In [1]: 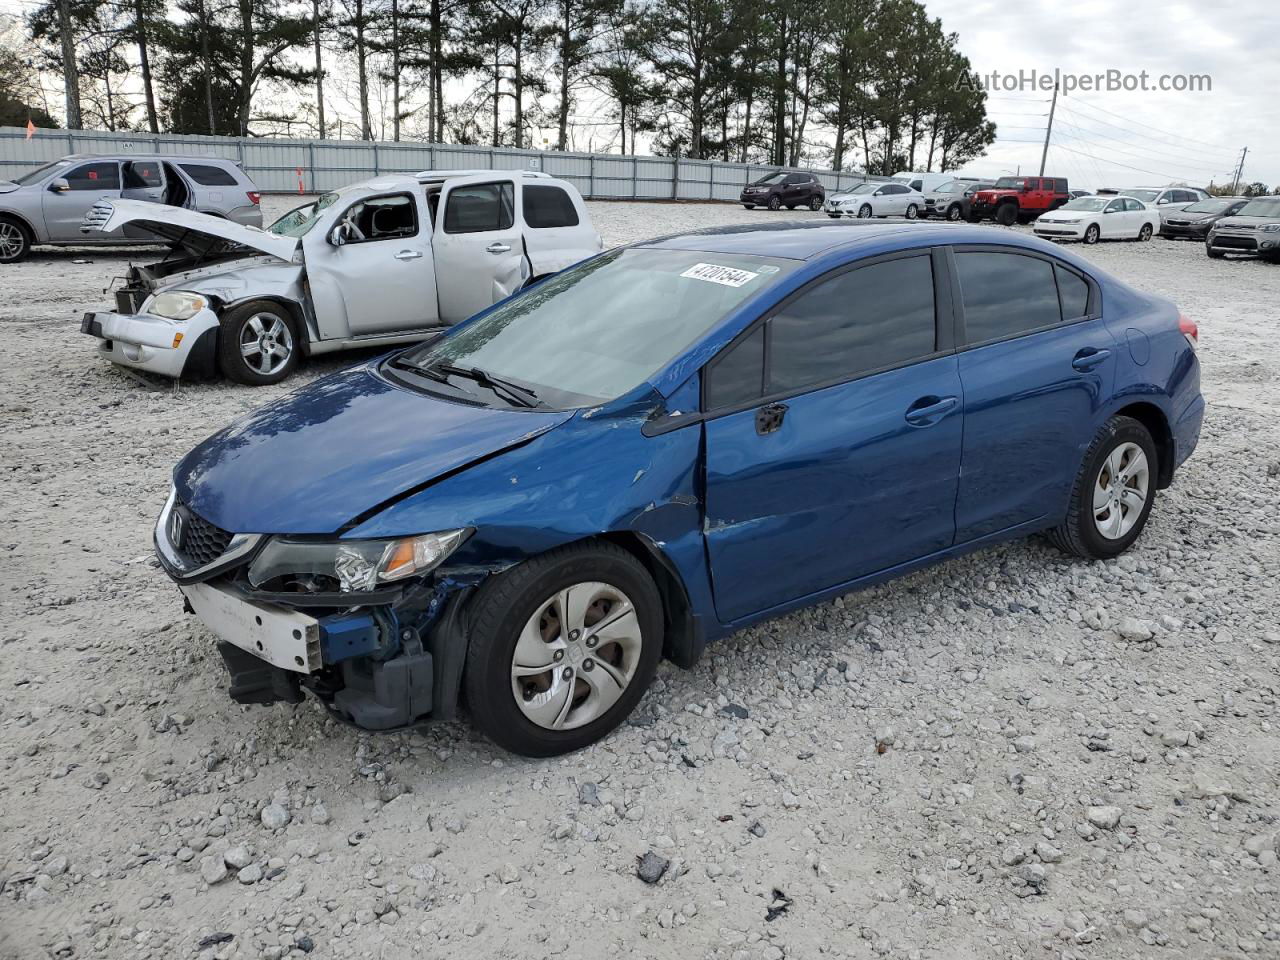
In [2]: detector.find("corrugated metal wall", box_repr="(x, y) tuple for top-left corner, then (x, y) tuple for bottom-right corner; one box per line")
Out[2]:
(0, 127), (887, 200)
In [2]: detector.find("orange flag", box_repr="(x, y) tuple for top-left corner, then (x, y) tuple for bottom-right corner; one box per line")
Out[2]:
(25, 118), (36, 140)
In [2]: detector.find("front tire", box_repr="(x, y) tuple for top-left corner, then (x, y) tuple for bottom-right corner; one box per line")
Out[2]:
(767, 195), (782, 211)
(217, 300), (300, 385)
(463, 541), (664, 757)
(1048, 416), (1158, 560)
(0, 217), (32, 263)
(995, 203), (1017, 226)
(858, 204), (873, 219)
(946, 204), (962, 221)
(1083, 223), (1100, 245)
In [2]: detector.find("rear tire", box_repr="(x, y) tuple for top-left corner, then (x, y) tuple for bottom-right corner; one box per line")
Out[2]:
(905, 204), (919, 220)
(808, 195), (823, 211)
(0, 217), (32, 263)
(217, 300), (300, 386)
(463, 541), (664, 757)
(995, 203), (1017, 226)
(1137, 223), (1153, 241)
(1048, 416), (1158, 560)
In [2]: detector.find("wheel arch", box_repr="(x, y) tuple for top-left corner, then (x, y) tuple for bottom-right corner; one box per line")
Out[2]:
(1113, 400), (1174, 488)
(597, 531), (706, 669)
(0, 209), (37, 241)
(218, 295), (310, 355)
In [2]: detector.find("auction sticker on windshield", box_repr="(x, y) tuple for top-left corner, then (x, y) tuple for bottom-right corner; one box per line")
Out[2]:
(681, 262), (760, 287)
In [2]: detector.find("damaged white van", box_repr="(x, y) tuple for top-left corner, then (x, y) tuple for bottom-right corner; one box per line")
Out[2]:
(80, 170), (603, 385)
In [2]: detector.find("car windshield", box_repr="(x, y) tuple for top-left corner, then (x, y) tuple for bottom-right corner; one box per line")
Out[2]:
(1125, 189), (1160, 203)
(268, 193), (340, 237)
(934, 181), (964, 194)
(12, 159), (70, 185)
(753, 173), (786, 185)
(1182, 199), (1233, 214)
(398, 248), (797, 407)
(993, 177), (1026, 189)
(1062, 197), (1109, 212)
(849, 183), (878, 195)
(1238, 198), (1280, 218)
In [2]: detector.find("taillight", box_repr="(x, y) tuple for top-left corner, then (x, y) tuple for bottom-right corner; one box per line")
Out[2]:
(1179, 313), (1198, 349)
(247, 191), (261, 205)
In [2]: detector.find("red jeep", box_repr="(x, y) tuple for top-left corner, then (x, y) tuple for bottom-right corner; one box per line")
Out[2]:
(968, 176), (1069, 225)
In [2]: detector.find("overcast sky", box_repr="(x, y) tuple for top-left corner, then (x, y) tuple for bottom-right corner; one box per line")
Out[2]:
(925, 0), (1278, 188)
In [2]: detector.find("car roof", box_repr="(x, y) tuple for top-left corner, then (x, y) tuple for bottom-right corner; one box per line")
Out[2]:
(635, 219), (1070, 261)
(58, 153), (241, 165)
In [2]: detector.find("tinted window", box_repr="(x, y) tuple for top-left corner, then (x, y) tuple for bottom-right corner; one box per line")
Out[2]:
(179, 163), (239, 186)
(337, 194), (417, 242)
(66, 162), (119, 190)
(123, 161), (162, 188)
(768, 256), (936, 393)
(706, 325), (764, 408)
(1055, 179), (1068, 192)
(956, 252), (1061, 343)
(444, 182), (514, 233)
(909, 180), (923, 191)
(523, 185), (579, 228)
(1056, 265), (1089, 319)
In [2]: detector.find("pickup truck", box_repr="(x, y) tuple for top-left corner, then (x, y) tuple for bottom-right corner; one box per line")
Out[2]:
(80, 170), (603, 385)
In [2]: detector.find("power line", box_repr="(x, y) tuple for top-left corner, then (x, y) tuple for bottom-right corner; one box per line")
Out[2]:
(1056, 104), (1237, 169)
(1049, 143), (1202, 182)
(1067, 96), (1232, 154)
(1052, 118), (1225, 179)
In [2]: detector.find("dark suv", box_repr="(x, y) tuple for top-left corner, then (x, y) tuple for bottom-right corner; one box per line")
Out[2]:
(741, 172), (825, 211)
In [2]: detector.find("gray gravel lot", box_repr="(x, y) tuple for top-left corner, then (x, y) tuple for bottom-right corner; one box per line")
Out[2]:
(1, 196), (1279, 960)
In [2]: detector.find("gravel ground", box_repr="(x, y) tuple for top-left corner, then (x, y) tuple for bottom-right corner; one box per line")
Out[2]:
(2, 197), (1279, 960)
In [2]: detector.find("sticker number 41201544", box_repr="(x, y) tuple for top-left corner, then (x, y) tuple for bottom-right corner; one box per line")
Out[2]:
(680, 262), (759, 287)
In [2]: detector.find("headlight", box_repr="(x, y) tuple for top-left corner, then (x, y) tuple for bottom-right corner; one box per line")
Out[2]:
(1058, 218), (1082, 224)
(147, 291), (208, 320)
(247, 529), (471, 593)
(1259, 224), (1280, 233)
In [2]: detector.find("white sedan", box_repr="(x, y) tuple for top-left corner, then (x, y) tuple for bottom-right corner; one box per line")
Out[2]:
(1033, 195), (1159, 244)
(825, 182), (926, 219)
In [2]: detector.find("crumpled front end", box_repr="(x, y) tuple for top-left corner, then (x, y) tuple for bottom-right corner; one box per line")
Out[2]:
(82, 305), (221, 379)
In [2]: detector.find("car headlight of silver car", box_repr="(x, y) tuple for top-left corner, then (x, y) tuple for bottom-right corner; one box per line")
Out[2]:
(1259, 224), (1280, 233)
(247, 529), (471, 593)
(147, 291), (209, 320)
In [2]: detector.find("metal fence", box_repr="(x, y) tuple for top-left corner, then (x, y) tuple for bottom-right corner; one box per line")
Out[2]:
(0, 126), (886, 200)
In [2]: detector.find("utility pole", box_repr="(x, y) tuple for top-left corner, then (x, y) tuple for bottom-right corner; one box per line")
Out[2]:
(1230, 146), (1248, 194)
(56, 0), (82, 129)
(1039, 82), (1058, 176)
(313, 0), (326, 139)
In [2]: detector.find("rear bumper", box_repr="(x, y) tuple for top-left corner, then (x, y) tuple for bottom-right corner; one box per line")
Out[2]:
(82, 307), (219, 379)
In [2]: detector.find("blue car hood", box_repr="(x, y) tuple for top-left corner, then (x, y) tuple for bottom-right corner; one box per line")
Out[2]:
(173, 366), (573, 534)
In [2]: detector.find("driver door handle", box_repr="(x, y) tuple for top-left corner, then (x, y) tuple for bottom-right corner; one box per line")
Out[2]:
(904, 395), (959, 426)
(486, 242), (512, 254)
(394, 250), (423, 260)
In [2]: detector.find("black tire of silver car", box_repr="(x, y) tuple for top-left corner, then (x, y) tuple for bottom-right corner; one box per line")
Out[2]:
(462, 541), (663, 757)
(905, 204), (919, 220)
(217, 301), (300, 386)
(767, 195), (782, 211)
(858, 204), (873, 219)
(1137, 224), (1153, 241)
(946, 203), (963, 221)
(995, 203), (1018, 226)
(1048, 415), (1158, 560)
(808, 195), (823, 211)
(0, 217), (32, 263)
(1083, 224), (1101, 245)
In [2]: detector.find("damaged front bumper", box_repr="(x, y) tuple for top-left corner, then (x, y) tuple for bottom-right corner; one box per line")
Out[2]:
(82, 306), (220, 379)
(156, 493), (478, 731)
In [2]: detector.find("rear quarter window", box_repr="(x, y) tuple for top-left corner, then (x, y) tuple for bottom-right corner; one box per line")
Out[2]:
(523, 185), (579, 228)
(179, 163), (240, 186)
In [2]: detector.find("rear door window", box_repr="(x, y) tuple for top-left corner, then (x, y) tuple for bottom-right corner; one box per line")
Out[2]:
(179, 163), (239, 186)
(955, 251), (1062, 344)
(123, 161), (162, 188)
(66, 161), (120, 190)
(444, 182), (515, 233)
(523, 184), (579, 228)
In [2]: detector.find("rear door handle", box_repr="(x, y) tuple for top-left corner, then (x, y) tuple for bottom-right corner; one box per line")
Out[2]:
(394, 250), (423, 260)
(904, 395), (959, 426)
(486, 242), (512, 254)
(1072, 348), (1111, 372)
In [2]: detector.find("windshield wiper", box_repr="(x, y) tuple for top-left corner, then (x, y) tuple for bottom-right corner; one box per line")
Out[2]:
(431, 362), (543, 408)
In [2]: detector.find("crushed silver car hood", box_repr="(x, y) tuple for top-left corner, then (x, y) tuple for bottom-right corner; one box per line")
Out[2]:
(82, 198), (298, 261)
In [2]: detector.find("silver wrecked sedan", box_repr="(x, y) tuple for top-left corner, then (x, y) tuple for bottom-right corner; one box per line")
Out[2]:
(0, 154), (263, 263)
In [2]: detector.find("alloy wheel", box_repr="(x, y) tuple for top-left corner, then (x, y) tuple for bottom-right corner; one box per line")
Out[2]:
(510, 581), (643, 731)
(1093, 442), (1150, 540)
(0, 221), (26, 260)
(858, 205), (872, 219)
(238, 313), (294, 376)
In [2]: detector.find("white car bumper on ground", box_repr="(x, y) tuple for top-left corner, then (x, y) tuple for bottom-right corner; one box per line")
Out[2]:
(1033, 220), (1089, 240)
(81, 307), (221, 379)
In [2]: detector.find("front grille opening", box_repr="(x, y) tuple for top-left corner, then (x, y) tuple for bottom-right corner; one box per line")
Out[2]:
(179, 506), (233, 568)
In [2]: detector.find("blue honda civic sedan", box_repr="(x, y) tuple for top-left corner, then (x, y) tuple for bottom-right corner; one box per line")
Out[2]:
(156, 220), (1203, 755)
